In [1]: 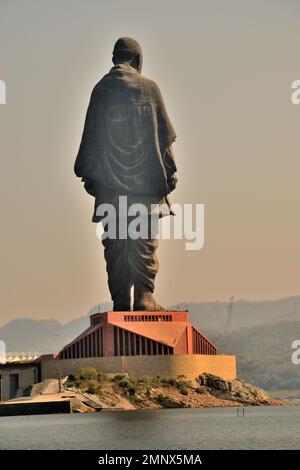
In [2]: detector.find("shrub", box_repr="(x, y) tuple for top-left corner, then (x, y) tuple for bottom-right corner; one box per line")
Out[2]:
(168, 378), (177, 386)
(112, 374), (127, 382)
(86, 379), (102, 395)
(195, 387), (205, 394)
(179, 385), (189, 396)
(67, 373), (76, 382)
(65, 379), (76, 388)
(156, 393), (166, 403)
(127, 385), (137, 396)
(128, 377), (138, 386)
(77, 367), (100, 381)
(137, 377), (151, 384)
(119, 379), (130, 388)
(65, 372), (78, 387)
(176, 379), (191, 390)
(160, 377), (177, 386)
(155, 394), (175, 407)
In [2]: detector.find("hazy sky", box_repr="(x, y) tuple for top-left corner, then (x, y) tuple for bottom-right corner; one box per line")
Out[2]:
(0, 0), (299, 326)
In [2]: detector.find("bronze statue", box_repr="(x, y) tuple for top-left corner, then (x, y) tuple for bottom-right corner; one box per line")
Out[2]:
(74, 37), (177, 311)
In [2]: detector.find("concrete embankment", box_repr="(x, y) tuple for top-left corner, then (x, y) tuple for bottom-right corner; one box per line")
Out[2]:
(0, 400), (71, 416)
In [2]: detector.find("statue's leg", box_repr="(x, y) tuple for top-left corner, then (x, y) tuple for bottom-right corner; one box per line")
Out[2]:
(102, 219), (132, 311)
(130, 216), (165, 311)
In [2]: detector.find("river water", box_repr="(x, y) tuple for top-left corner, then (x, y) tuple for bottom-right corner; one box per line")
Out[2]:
(0, 406), (299, 450)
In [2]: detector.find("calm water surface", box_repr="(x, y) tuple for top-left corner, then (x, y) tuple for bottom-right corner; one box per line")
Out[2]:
(0, 406), (299, 450)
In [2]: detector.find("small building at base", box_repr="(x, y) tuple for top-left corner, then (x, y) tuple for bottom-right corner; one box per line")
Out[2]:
(0, 362), (40, 402)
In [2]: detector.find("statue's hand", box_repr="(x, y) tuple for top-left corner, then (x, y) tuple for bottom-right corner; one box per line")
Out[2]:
(168, 174), (177, 191)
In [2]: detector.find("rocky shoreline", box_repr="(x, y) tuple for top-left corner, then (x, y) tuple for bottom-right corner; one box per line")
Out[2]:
(63, 369), (282, 412)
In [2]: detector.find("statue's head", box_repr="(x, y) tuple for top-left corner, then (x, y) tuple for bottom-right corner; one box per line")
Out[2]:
(112, 37), (143, 73)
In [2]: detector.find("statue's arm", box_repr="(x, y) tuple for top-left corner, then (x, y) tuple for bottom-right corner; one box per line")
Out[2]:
(74, 92), (95, 178)
(74, 85), (102, 197)
(150, 81), (177, 194)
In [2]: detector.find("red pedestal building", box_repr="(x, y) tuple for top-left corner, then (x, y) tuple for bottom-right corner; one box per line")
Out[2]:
(59, 310), (217, 359)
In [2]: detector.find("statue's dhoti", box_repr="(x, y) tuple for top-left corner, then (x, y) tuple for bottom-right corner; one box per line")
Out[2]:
(94, 190), (170, 311)
(102, 216), (159, 310)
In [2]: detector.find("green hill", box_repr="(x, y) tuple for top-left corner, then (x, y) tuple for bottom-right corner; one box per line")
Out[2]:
(212, 321), (300, 390)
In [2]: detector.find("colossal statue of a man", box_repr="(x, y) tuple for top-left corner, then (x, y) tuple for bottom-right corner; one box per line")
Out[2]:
(74, 37), (177, 312)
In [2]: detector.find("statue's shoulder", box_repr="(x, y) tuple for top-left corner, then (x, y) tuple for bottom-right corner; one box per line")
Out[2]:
(89, 72), (161, 103)
(140, 74), (159, 91)
(90, 76), (108, 96)
(138, 75), (164, 104)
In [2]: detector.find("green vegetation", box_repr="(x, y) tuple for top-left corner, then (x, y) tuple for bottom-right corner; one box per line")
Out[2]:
(156, 393), (169, 404)
(212, 321), (300, 391)
(111, 374), (138, 396)
(86, 379), (102, 395)
(155, 393), (177, 407)
(127, 384), (137, 396)
(110, 374), (191, 398)
(65, 367), (102, 394)
(158, 376), (191, 392)
(118, 379), (130, 388)
(112, 374), (127, 382)
(179, 385), (189, 396)
(63, 369), (274, 409)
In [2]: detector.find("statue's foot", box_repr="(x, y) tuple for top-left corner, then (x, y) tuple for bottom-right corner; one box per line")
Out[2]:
(133, 291), (166, 311)
(113, 292), (131, 311)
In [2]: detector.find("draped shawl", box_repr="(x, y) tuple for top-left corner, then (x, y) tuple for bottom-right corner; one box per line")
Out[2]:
(74, 63), (177, 198)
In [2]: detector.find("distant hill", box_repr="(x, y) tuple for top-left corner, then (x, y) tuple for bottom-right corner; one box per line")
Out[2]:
(0, 317), (90, 355)
(173, 296), (300, 336)
(212, 321), (300, 390)
(0, 302), (111, 354)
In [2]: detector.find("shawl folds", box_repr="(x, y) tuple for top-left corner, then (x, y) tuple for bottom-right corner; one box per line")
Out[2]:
(74, 64), (177, 199)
